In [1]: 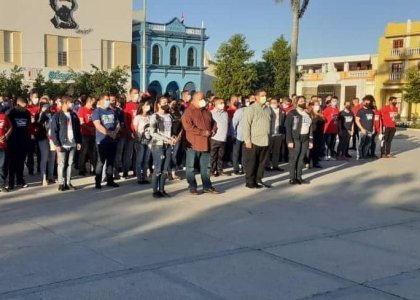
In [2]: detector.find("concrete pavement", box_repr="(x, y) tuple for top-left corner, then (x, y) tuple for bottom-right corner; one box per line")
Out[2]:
(1, 129), (420, 300)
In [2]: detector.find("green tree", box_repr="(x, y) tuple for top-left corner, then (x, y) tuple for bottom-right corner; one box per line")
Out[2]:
(32, 73), (47, 96)
(403, 68), (420, 104)
(1, 66), (29, 98)
(213, 34), (258, 99)
(44, 80), (69, 99)
(276, 0), (310, 95)
(259, 35), (291, 97)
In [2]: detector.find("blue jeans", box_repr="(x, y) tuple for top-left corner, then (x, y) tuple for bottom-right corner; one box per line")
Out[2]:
(57, 147), (75, 185)
(0, 150), (5, 186)
(135, 142), (151, 180)
(152, 146), (171, 193)
(186, 149), (212, 190)
(169, 141), (181, 172)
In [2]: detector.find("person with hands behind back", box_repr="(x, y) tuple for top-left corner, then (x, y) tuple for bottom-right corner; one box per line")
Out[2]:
(285, 96), (313, 185)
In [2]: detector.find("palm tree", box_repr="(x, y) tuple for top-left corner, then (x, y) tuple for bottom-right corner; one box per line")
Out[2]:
(276, 0), (310, 96)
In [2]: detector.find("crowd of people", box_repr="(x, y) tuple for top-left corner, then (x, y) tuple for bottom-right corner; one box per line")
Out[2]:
(0, 88), (399, 197)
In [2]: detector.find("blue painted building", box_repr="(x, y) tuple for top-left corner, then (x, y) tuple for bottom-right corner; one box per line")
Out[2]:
(132, 17), (209, 99)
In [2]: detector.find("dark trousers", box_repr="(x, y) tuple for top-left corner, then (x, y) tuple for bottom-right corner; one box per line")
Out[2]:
(223, 136), (234, 163)
(337, 130), (351, 156)
(370, 133), (378, 156)
(8, 145), (28, 187)
(381, 127), (396, 156)
(268, 135), (284, 168)
(210, 140), (225, 173)
(244, 144), (269, 186)
(186, 149), (212, 190)
(152, 146), (171, 193)
(351, 128), (359, 149)
(232, 139), (245, 172)
(26, 139), (40, 174)
(288, 135), (309, 180)
(310, 132), (324, 166)
(170, 141), (181, 172)
(325, 134), (337, 157)
(78, 135), (97, 173)
(359, 132), (372, 159)
(95, 142), (117, 184)
(280, 138), (289, 162)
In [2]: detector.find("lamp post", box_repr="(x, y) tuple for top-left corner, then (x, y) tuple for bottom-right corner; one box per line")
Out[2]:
(142, 0), (147, 92)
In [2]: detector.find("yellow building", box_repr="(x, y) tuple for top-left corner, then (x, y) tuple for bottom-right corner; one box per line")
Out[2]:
(375, 20), (420, 119)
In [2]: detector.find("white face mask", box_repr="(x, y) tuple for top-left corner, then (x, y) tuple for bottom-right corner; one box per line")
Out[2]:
(133, 94), (140, 102)
(67, 103), (74, 110)
(331, 101), (338, 107)
(217, 104), (225, 110)
(314, 105), (321, 112)
(187, 95), (192, 102)
(198, 99), (207, 108)
(270, 104), (278, 110)
(32, 98), (39, 105)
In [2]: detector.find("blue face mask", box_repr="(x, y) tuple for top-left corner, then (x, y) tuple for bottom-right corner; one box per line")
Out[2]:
(104, 100), (111, 109)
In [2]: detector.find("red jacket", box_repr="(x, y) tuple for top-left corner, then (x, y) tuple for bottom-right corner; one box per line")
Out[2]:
(381, 105), (398, 128)
(323, 106), (340, 134)
(124, 101), (139, 136)
(374, 110), (381, 134)
(0, 113), (11, 149)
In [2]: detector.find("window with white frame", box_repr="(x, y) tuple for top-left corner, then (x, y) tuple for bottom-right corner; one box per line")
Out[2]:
(107, 41), (114, 69)
(58, 36), (68, 66)
(4, 31), (13, 63)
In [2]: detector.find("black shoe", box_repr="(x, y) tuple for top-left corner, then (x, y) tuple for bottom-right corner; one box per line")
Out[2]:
(1, 187), (9, 193)
(265, 167), (274, 171)
(58, 184), (66, 191)
(345, 154), (352, 158)
(273, 167), (284, 172)
(257, 181), (272, 188)
(106, 182), (119, 188)
(313, 164), (323, 169)
(78, 171), (86, 176)
(66, 184), (77, 190)
(246, 183), (259, 189)
(18, 182), (29, 188)
(95, 183), (102, 189)
(153, 192), (163, 198)
(297, 178), (310, 184)
(289, 179), (299, 185)
(122, 172), (129, 179)
(161, 191), (171, 198)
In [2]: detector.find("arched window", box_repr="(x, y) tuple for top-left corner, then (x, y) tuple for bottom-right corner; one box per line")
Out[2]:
(187, 47), (196, 67)
(152, 44), (161, 65)
(170, 46), (179, 66)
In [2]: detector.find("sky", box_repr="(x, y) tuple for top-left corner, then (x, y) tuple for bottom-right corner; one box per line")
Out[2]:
(133, 0), (420, 61)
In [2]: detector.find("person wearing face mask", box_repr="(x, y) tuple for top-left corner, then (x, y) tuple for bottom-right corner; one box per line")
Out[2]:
(26, 92), (41, 176)
(92, 94), (121, 189)
(133, 99), (153, 184)
(77, 96), (97, 176)
(242, 89), (272, 189)
(168, 100), (184, 181)
(322, 96), (340, 161)
(355, 95), (375, 160)
(33, 97), (55, 186)
(181, 92), (219, 195)
(309, 100), (325, 168)
(120, 88), (140, 179)
(381, 97), (399, 158)
(50, 97), (82, 191)
(369, 102), (382, 159)
(109, 95), (126, 179)
(210, 98), (229, 177)
(6, 97), (31, 190)
(267, 98), (285, 171)
(336, 100), (354, 160)
(285, 96), (313, 185)
(232, 98), (246, 175)
(149, 97), (177, 198)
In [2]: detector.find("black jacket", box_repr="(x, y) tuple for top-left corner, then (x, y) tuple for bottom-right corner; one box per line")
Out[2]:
(51, 111), (82, 147)
(285, 109), (313, 144)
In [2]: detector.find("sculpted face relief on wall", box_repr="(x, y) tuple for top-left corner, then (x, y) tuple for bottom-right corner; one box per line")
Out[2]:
(50, 0), (78, 29)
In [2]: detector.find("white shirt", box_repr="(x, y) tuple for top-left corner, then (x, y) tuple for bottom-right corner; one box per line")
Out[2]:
(299, 110), (311, 135)
(63, 112), (76, 148)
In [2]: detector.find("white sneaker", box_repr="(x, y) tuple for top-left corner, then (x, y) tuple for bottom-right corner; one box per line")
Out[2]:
(329, 156), (336, 161)
(322, 156), (329, 161)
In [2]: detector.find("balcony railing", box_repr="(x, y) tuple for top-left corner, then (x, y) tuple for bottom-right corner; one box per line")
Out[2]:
(301, 73), (323, 81)
(341, 70), (375, 80)
(390, 47), (420, 57)
(389, 72), (405, 81)
(147, 24), (204, 36)
(148, 24), (166, 31)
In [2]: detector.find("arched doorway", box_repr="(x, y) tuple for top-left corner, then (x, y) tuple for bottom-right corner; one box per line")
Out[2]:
(183, 82), (196, 93)
(148, 81), (162, 97)
(166, 81), (180, 99)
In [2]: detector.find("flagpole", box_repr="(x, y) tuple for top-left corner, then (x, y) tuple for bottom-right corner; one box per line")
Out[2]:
(142, 0), (147, 93)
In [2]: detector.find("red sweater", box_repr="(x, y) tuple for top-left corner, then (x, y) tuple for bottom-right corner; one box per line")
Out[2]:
(381, 105), (398, 128)
(323, 106), (340, 134)
(374, 110), (381, 133)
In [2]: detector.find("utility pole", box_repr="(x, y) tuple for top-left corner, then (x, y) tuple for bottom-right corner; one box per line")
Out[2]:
(142, 0), (147, 92)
